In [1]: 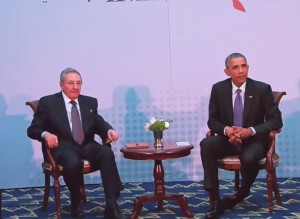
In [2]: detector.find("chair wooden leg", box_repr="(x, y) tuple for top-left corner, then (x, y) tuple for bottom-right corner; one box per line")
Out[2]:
(80, 186), (87, 203)
(53, 177), (62, 219)
(234, 171), (240, 191)
(266, 172), (274, 213)
(79, 175), (87, 203)
(272, 169), (282, 204)
(42, 174), (50, 211)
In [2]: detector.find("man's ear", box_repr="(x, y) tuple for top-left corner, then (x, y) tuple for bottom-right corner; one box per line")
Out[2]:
(224, 68), (230, 77)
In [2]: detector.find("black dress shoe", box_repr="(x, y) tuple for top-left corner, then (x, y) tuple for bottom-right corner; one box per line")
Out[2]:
(205, 200), (224, 219)
(104, 202), (124, 219)
(71, 201), (85, 218)
(221, 190), (250, 210)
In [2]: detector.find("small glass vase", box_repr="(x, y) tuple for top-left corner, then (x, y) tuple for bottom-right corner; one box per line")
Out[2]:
(153, 130), (163, 149)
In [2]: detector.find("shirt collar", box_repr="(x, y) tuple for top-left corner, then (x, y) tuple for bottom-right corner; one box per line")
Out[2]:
(61, 91), (79, 105)
(232, 81), (246, 94)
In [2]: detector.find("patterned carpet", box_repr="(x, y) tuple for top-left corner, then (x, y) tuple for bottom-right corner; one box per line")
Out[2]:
(2, 178), (300, 219)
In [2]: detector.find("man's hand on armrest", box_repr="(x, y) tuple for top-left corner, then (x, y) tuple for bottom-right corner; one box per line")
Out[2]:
(43, 131), (58, 149)
(105, 129), (119, 144)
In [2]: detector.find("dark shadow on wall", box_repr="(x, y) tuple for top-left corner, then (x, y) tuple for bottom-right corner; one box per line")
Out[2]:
(0, 94), (40, 189)
(98, 86), (203, 182)
(124, 87), (152, 143)
(97, 86), (154, 182)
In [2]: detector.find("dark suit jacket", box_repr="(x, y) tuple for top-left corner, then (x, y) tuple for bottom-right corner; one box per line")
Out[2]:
(207, 78), (283, 139)
(27, 92), (113, 155)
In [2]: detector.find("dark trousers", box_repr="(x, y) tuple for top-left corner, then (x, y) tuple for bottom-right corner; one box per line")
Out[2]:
(200, 135), (267, 195)
(54, 142), (123, 207)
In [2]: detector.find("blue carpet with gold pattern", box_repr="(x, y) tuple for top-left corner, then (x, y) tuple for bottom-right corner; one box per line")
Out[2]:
(2, 178), (300, 219)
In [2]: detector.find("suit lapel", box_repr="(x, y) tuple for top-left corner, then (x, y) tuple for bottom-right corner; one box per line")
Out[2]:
(78, 96), (89, 134)
(223, 80), (234, 124)
(243, 79), (254, 124)
(55, 93), (73, 136)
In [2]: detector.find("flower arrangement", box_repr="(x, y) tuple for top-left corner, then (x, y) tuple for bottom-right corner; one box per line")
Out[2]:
(145, 117), (171, 132)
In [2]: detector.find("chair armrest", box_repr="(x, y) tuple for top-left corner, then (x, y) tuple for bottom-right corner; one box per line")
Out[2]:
(266, 130), (281, 156)
(103, 142), (112, 148)
(44, 143), (61, 173)
(265, 130), (281, 170)
(206, 131), (214, 137)
(104, 138), (112, 145)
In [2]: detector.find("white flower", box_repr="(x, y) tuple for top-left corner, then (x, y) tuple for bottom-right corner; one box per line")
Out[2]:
(149, 117), (157, 124)
(145, 117), (172, 132)
(144, 122), (151, 131)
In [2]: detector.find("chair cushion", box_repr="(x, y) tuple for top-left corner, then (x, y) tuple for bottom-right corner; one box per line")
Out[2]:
(217, 153), (280, 169)
(42, 159), (91, 172)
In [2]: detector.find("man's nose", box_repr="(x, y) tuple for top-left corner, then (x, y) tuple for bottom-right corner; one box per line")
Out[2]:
(73, 83), (79, 89)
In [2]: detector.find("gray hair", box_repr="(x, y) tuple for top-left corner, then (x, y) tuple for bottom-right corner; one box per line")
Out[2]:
(60, 67), (82, 82)
(225, 53), (247, 68)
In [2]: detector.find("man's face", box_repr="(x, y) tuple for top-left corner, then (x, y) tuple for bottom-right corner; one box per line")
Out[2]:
(60, 72), (82, 100)
(224, 57), (249, 87)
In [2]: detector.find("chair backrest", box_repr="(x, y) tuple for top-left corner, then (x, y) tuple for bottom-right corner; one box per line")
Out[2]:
(26, 99), (51, 162)
(267, 91), (286, 150)
(272, 91), (286, 105)
(26, 100), (39, 113)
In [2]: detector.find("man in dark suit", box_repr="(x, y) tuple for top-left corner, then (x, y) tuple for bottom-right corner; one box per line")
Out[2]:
(27, 68), (124, 219)
(200, 53), (283, 219)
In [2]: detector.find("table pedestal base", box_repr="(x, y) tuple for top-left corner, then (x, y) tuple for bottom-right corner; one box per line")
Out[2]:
(130, 160), (193, 219)
(131, 193), (193, 219)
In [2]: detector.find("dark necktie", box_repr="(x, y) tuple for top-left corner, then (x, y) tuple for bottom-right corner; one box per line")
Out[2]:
(70, 100), (84, 144)
(233, 89), (243, 151)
